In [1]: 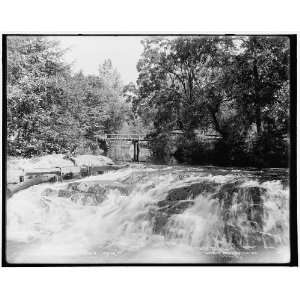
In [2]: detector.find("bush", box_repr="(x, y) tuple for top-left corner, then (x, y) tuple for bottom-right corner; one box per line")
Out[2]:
(174, 136), (219, 165)
(250, 132), (288, 168)
(171, 129), (288, 168)
(148, 132), (175, 163)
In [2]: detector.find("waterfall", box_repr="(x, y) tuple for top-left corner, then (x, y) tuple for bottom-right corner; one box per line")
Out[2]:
(6, 165), (289, 263)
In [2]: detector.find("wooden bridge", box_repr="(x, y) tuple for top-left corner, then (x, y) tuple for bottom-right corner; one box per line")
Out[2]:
(95, 134), (150, 162)
(95, 130), (222, 162)
(96, 134), (149, 141)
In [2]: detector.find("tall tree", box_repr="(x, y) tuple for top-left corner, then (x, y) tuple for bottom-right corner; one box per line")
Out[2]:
(7, 38), (129, 157)
(233, 36), (289, 135)
(135, 36), (290, 165)
(136, 37), (235, 136)
(7, 37), (70, 156)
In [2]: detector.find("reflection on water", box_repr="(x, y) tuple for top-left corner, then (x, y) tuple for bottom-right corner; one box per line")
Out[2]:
(6, 164), (290, 264)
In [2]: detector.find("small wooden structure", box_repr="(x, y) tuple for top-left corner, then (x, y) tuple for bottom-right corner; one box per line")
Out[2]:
(96, 133), (148, 142)
(95, 134), (150, 162)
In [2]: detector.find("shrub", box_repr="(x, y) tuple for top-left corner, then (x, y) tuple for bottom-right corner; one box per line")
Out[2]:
(148, 132), (175, 163)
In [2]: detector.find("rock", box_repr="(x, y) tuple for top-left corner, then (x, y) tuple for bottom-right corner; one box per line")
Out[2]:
(152, 181), (220, 234)
(49, 180), (131, 206)
(164, 181), (220, 203)
(224, 224), (244, 250)
(121, 171), (151, 185)
(215, 181), (267, 249)
(70, 193), (99, 206)
(67, 181), (129, 195)
(58, 189), (74, 198)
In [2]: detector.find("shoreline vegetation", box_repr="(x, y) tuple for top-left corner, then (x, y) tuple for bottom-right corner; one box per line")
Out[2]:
(7, 36), (289, 168)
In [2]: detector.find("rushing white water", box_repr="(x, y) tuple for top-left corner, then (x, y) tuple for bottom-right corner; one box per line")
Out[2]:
(6, 164), (290, 263)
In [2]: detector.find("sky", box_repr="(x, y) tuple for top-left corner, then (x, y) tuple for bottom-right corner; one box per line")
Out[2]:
(53, 36), (145, 84)
(50, 36), (244, 84)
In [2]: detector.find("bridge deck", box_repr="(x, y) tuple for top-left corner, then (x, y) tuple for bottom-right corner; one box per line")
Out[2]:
(96, 134), (149, 141)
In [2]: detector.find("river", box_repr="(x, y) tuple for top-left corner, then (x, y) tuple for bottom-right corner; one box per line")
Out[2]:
(6, 164), (290, 264)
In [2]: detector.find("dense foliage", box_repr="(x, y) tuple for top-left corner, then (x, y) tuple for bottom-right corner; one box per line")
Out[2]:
(7, 37), (129, 157)
(7, 36), (290, 167)
(135, 36), (290, 167)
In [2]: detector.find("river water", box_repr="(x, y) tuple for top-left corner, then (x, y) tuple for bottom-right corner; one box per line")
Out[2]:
(6, 164), (290, 264)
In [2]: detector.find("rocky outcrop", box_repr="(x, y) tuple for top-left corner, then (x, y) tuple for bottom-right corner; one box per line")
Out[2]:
(152, 179), (268, 250)
(42, 180), (129, 206)
(152, 181), (220, 234)
(214, 181), (267, 249)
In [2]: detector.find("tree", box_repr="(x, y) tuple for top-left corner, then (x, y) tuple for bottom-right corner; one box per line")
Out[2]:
(121, 82), (150, 134)
(136, 37), (236, 137)
(7, 37), (71, 156)
(233, 36), (289, 136)
(98, 59), (122, 92)
(7, 38), (129, 157)
(135, 36), (290, 166)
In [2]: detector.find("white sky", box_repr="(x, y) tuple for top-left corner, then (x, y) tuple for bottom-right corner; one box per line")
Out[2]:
(48, 36), (245, 84)
(52, 36), (145, 84)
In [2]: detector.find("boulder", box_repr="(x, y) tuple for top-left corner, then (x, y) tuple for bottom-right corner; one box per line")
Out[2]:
(67, 180), (129, 195)
(45, 180), (131, 206)
(152, 181), (220, 234)
(215, 181), (267, 249)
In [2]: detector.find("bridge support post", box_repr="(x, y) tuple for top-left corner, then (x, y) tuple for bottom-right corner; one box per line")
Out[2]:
(132, 141), (140, 162)
(133, 141), (137, 162)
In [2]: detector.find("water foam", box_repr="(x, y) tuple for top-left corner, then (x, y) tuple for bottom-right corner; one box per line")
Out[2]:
(6, 165), (290, 263)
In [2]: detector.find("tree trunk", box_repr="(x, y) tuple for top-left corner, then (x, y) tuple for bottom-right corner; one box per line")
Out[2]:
(253, 61), (262, 135)
(252, 37), (262, 136)
(211, 110), (226, 138)
(208, 103), (226, 139)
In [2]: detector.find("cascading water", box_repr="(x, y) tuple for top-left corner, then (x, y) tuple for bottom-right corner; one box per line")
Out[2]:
(6, 165), (290, 263)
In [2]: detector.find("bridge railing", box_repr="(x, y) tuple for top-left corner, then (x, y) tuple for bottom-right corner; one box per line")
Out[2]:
(96, 134), (148, 141)
(96, 132), (222, 141)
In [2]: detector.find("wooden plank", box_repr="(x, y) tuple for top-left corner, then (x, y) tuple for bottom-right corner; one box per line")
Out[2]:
(90, 164), (129, 174)
(7, 163), (130, 199)
(25, 168), (61, 176)
(7, 175), (57, 199)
